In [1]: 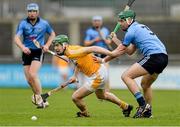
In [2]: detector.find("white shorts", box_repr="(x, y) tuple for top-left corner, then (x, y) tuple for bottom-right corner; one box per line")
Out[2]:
(83, 64), (108, 92)
(76, 71), (88, 88)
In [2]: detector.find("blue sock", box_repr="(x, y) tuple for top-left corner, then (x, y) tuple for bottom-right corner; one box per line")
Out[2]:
(134, 92), (146, 106)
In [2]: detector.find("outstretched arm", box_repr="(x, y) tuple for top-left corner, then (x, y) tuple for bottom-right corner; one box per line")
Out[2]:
(83, 46), (114, 56)
(43, 31), (56, 52)
(67, 67), (78, 85)
(68, 46), (114, 58)
(103, 43), (127, 63)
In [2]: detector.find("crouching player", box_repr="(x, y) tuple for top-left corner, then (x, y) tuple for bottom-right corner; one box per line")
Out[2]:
(51, 34), (133, 117)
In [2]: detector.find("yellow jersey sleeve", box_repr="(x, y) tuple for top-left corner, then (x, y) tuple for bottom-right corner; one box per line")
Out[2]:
(65, 45), (87, 58)
(65, 45), (100, 76)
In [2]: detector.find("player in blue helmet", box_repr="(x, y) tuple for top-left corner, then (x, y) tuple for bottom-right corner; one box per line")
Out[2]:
(26, 3), (39, 11)
(95, 9), (168, 118)
(14, 3), (56, 108)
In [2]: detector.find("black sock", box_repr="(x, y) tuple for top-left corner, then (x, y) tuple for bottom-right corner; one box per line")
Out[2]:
(134, 92), (146, 106)
(137, 97), (146, 106)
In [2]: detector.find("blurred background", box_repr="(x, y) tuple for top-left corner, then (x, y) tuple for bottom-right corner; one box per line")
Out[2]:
(0, 0), (180, 89)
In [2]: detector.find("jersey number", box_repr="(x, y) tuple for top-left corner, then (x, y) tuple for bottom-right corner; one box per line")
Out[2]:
(141, 25), (155, 35)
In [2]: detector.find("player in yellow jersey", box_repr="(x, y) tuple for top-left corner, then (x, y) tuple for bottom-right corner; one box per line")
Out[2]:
(52, 34), (133, 117)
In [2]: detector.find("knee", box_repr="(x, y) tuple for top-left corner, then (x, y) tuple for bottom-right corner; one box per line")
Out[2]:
(29, 71), (37, 79)
(96, 95), (105, 100)
(121, 72), (128, 82)
(141, 79), (152, 90)
(25, 75), (31, 83)
(72, 94), (80, 102)
(25, 73), (33, 83)
(141, 82), (150, 90)
(141, 83), (146, 89)
(96, 92), (106, 100)
(71, 94), (76, 102)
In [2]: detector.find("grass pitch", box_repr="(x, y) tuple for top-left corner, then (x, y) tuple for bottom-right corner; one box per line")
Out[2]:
(0, 88), (180, 126)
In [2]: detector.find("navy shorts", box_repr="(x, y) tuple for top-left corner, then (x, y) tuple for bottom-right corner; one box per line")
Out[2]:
(22, 49), (44, 65)
(138, 53), (168, 75)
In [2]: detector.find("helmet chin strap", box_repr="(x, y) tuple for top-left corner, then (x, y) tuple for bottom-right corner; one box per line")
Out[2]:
(125, 18), (134, 25)
(61, 43), (67, 55)
(62, 43), (66, 48)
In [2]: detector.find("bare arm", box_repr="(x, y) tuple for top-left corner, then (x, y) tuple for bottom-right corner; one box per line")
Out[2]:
(101, 32), (126, 62)
(73, 66), (79, 77)
(14, 35), (25, 50)
(67, 66), (79, 83)
(83, 46), (114, 56)
(98, 33), (136, 63)
(84, 40), (93, 46)
(126, 44), (136, 55)
(103, 43), (127, 62)
(110, 32), (136, 56)
(14, 35), (31, 55)
(43, 31), (56, 52)
(109, 32), (122, 46)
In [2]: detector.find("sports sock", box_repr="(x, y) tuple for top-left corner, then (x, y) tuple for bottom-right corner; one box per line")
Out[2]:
(119, 100), (128, 110)
(134, 92), (146, 106)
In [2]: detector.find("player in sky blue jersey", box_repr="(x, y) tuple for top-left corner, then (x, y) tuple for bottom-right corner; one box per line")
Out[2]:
(84, 16), (111, 58)
(97, 10), (168, 118)
(14, 3), (55, 108)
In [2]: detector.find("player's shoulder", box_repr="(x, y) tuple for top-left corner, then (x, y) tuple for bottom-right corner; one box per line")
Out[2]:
(130, 21), (140, 27)
(128, 21), (140, 32)
(39, 17), (50, 25)
(18, 18), (28, 24)
(86, 27), (94, 33)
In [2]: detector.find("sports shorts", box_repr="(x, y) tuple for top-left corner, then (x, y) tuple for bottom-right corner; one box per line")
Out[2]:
(83, 64), (108, 92)
(138, 53), (168, 75)
(22, 48), (44, 65)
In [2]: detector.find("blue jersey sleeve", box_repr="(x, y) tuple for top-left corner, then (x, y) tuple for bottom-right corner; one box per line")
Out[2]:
(16, 21), (24, 36)
(122, 29), (135, 47)
(84, 29), (91, 41)
(45, 21), (53, 35)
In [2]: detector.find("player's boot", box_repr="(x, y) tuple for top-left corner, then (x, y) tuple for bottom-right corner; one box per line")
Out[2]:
(41, 93), (49, 100)
(133, 103), (151, 118)
(36, 102), (45, 108)
(122, 104), (133, 117)
(31, 94), (48, 109)
(32, 94), (42, 105)
(41, 94), (49, 107)
(76, 111), (90, 117)
(142, 104), (153, 118)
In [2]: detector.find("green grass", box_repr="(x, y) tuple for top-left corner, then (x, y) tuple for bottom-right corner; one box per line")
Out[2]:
(0, 88), (180, 126)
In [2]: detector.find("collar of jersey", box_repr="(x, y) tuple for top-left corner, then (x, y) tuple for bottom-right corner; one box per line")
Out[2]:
(92, 26), (103, 30)
(26, 17), (40, 26)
